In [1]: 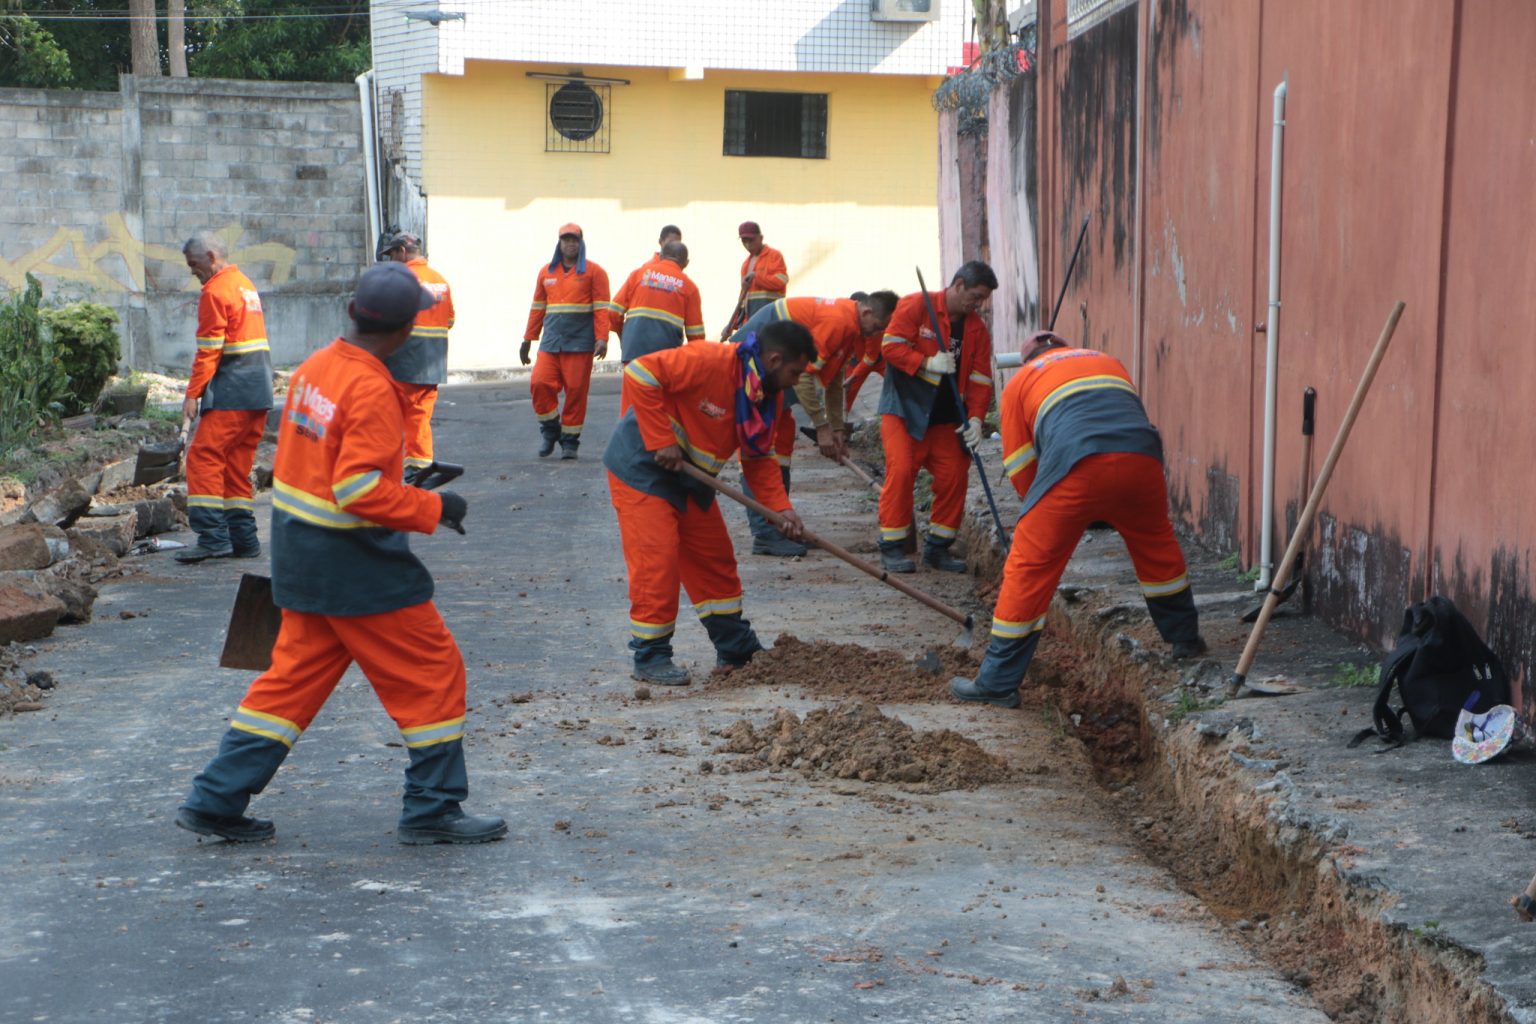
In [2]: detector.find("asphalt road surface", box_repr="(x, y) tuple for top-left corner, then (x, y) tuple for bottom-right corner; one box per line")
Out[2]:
(0, 375), (1327, 1023)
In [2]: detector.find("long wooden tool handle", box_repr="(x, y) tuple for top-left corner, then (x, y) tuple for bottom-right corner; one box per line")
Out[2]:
(837, 454), (879, 491)
(677, 462), (972, 628)
(1231, 302), (1405, 687)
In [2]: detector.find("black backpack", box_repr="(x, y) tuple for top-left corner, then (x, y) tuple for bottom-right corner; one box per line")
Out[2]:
(1348, 596), (1509, 749)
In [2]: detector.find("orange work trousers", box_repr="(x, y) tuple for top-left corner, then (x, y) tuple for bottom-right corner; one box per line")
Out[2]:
(400, 383), (439, 470)
(608, 473), (744, 644)
(991, 452), (1192, 640)
(531, 351), (595, 436)
(237, 600), (466, 744)
(185, 408), (266, 550)
(877, 413), (970, 546)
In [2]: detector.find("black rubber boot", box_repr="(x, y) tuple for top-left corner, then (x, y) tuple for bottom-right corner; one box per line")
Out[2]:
(879, 539), (916, 573)
(922, 539), (967, 573)
(537, 419), (560, 458)
(702, 611), (763, 669)
(559, 434), (580, 460)
(630, 635), (690, 685)
(398, 811), (508, 845)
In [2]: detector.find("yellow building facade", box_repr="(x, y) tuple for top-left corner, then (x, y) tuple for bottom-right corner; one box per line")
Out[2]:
(370, 0), (972, 369)
(418, 61), (942, 368)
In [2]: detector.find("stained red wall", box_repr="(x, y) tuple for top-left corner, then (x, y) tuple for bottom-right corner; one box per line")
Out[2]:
(1016, 0), (1536, 692)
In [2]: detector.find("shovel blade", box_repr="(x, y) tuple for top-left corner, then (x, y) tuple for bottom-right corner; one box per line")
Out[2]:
(219, 573), (283, 671)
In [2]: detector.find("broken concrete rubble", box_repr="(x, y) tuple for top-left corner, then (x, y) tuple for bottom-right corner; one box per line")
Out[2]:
(0, 584), (65, 644)
(0, 524), (52, 572)
(23, 478), (92, 529)
(68, 511), (138, 558)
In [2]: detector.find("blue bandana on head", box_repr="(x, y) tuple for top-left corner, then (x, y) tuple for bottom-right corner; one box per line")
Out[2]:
(549, 236), (587, 274)
(734, 332), (778, 458)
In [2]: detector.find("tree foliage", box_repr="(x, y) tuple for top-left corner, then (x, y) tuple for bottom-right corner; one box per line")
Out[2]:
(0, 0), (370, 91)
(0, 14), (74, 87)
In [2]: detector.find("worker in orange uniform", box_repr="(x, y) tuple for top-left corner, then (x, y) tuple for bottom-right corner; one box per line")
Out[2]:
(876, 261), (998, 575)
(843, 292), (887, 414)
(602, 319), (816, 684)
(721, 221), (788, 339)
(730, 291), (899, 556)
(379, 232), (454, 482)
(177, 231), (273, 563)
(611, 240), (704, 364)
(176, 262), (505, 845)
(519, 223), (612, 460)
(950, 332), (1206, 708)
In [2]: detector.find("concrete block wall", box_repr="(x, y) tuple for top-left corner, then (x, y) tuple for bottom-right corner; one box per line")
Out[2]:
(0, 76), (368, 372)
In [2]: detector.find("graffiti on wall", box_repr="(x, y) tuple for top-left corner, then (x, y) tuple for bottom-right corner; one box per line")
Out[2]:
(0, 213), (297, 294)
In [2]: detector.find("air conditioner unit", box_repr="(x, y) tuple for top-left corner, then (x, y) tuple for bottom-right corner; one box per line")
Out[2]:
(871, 0), (939, 23)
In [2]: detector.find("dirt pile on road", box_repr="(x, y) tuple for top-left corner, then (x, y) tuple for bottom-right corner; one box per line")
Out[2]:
(713, 700), (1010, 791)
(707, 634), (977, 703)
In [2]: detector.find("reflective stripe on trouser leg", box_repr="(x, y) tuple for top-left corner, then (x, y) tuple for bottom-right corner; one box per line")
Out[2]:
(743, 465), (792, 542)
(222, 407), (264, 551)
(401, 739), (469, 827)
(400, 384), (438, 468)
(1094, 452), (1201, 644)
(610, 472), (684, 665)
(322, 600), (469, 821)
(556, 351), (594, 433)
(877, 413), (919, 548)
(182, 728), (293, 820)
(924, 426), (970, 544)
(981, 480), (1095, 691)
(185, 408), (263, 551)
(678, 499), (757, 664)
(530, 351), (564, 428)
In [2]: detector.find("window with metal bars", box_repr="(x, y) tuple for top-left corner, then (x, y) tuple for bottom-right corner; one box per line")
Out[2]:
(723, 90), (827, 159)
(546, 81), (610, 153)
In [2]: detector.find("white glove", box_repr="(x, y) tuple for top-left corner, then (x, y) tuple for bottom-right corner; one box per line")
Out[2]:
(958, 417), (984, 449)
(922, 351), (956, 375)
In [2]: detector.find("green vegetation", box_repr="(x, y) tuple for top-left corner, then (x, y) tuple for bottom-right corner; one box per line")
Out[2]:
(1166, 689), (1221, 724)
(1329, 662), (1379, 689)
(144, 403), (181, 425)
(0, 14), (72, 88)
(0, 1), (370, 91)
(0, 276), (69, 456)
(1217, 552), (1261, 583)
(41, 301), (121, 415)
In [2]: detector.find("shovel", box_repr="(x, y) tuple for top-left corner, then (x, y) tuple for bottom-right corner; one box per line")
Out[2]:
(217, 463), (466, 672)
(133, 414), (191, 486)
(797, 425), (881, 492)
(677, 462), (975, 646)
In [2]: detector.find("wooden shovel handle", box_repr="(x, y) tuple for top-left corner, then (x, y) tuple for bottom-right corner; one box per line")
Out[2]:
(676, 462), (972, 629)
(1232, 302), (1404, 687)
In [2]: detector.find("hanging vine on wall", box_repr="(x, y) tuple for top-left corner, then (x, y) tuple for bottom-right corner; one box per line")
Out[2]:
(932, 40), (1035, 137)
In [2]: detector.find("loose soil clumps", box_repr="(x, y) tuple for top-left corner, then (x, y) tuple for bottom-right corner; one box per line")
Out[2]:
(706, 634), (978, 704)
(713, 700), (1011, 792)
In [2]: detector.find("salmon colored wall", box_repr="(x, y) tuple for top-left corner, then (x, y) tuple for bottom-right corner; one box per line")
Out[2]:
(419, 60), (942, 368)
(1024, 0), (1536, 685)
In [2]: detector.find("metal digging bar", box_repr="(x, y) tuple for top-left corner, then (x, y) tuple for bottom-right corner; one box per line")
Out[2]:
(914, 267), (1010, 549)
(1049, 213), (1091, 332)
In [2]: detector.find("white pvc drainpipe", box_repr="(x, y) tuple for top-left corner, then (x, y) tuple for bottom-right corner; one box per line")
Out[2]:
(1256, 75), (1287, 593)
(356, 70), (382, 257)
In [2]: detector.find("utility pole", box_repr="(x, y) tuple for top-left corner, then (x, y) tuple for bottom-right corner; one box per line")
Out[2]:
(168, 0), (187, 77)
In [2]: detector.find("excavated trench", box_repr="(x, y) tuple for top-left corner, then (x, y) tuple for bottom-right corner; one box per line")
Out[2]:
(1015, 568), (1513, 1024)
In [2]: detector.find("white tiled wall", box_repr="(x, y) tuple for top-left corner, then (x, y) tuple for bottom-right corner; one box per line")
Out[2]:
(432, 0), (969, 77)
(372, 0), (969, 182)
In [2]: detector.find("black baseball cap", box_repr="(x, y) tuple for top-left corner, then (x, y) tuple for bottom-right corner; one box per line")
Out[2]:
(350, 262), (434, 330)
